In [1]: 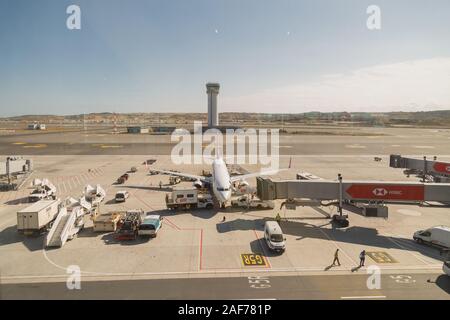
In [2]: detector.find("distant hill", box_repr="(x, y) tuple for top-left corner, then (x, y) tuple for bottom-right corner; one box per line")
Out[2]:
(2, 110), (450, 127)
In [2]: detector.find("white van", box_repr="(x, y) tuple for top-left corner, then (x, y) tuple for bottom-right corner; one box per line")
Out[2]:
(264, 221), (286, 253)
(443, 261), (450, 277)
(413, 226), (450, 248)
(115, 191), (129, 203)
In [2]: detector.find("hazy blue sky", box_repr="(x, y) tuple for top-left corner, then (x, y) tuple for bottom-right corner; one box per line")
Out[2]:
(1, 0), (450, 116)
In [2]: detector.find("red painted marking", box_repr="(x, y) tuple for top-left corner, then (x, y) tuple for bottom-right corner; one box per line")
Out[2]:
(433, 162), (450, 174)
(345, 184), (425, 201)
(199, 229), (203, 270)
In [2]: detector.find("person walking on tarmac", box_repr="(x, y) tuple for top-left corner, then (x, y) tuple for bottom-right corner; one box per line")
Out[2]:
(359, 250), (366, 267)
(159, 181), (163, 189)
(332, 249), (341, 266)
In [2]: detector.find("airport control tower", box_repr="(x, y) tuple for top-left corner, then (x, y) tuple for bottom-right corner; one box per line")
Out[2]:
(206, 82), (220, 128)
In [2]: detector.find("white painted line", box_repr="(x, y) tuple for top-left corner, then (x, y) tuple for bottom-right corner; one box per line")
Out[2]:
(385, 235), (436, 266)
(315, 226), (357, 265)
(341, 295), (386, 299)
(75, 175), (81, 186)
(61, 179), (67, 194)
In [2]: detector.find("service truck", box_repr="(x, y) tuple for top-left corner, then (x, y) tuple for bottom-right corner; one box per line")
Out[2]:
(413, 226), (450, 248)
(17, 199), (61, 235)
(231, 195), (274, 210)
(28, 178), (56, 202)
(166, 187), (214, 210)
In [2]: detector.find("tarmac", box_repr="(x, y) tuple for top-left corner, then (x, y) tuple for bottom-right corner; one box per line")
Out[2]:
(0, 125), (449, 299)
(0, 126), (449, 155)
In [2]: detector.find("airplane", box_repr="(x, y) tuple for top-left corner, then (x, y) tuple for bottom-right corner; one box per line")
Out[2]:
(150, 157), (281, 208)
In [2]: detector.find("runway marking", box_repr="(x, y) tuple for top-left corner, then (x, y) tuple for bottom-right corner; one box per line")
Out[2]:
(253, 229), (271, 268)
(99, 145), (123, 149)
(2, 264), (443, 283)
(75, 175), (81, 187)
(341, 295), (386, 299)
(61, 179), (67, 194)
(12, 142), (26, 145)
(345, 144), (366, 149)
(22, 144), (47, 148)
(414, 145), (435, 149)
(366, 251), (397, 263)
(241, 253), (267, 267)
(397, 209), (422, 217)
(385, 235), (436, 266)
(314, 226), (357, 265)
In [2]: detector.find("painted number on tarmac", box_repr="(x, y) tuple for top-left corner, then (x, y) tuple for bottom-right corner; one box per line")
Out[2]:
(367, 251), (397, 263)
(248, 276), (271, 289)
(241, 253), (267, 266)
(390, 275), (416, 284)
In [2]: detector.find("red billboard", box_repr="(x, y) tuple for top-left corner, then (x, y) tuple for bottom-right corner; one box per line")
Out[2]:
(345, 184), (425, 201)
(433, 162), (450, 175)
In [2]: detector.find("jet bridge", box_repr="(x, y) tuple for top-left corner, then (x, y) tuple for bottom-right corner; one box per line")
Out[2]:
(257, 177), (450, 203)
(257, 175), (450, 225)
(390, 154), (450, 182)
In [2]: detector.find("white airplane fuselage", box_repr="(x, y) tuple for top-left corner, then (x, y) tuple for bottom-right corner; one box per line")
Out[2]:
(211, 158), (232, 205)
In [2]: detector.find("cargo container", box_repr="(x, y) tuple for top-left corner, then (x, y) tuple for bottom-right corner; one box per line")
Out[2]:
(17, 199), (61, 235)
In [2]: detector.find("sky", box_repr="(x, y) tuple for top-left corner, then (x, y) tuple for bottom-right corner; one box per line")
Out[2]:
(1, 0), (450, 116)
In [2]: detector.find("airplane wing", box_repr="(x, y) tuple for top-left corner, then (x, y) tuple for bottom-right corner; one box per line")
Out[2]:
(229, 168), (285, 182)
(150, 169), (210, 183)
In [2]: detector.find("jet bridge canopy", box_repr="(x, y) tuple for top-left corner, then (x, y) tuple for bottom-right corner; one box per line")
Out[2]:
(256, 177), (450, 203)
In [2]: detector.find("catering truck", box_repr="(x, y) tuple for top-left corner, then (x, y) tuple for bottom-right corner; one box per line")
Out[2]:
(413, 226), (450, 248)
(231, 195), (274, 210)
(165, 187), (214, 210)
(17, 199), (61, 235)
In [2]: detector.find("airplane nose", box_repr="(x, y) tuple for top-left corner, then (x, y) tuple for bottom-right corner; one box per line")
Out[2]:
(219, 191), (230, 203)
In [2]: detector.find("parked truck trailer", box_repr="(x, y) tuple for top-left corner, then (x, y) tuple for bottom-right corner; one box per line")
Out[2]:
(17, 199), (61, 235)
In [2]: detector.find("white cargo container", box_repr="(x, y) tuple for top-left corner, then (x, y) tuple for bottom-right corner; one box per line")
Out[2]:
(17, 199), (60, 234)
(413, 226), (450, 248)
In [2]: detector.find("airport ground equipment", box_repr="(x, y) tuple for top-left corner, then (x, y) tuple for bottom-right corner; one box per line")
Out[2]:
(29, 178), (56, 202)
(84, 184), (106, 206)
(231, 195), (274, 210)
(138, 214), (162, 237)
(45, 197), (91, 248)
(0, 157), (33, 190)
(17, 199), (61, 235)
(116, 173), (129, 184)
(169, 176), (181, 185)
(390, 154), (450, 183)
(166, 187), (214, 210)
(114, 210), (143, 240)
(93, 212), (125, 232)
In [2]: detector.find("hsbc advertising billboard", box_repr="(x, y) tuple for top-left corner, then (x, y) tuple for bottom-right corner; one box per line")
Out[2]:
(345, 184), (425, 201)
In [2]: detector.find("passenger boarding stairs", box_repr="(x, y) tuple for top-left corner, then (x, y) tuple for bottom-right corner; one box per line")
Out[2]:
(45, 197), (90, 248)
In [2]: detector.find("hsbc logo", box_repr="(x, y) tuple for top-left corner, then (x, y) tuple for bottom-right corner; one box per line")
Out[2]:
(446, 166), (450, 172)
(372, 188), (388, 196)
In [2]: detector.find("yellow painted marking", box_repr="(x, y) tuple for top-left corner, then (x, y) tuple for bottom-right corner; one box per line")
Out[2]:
(241, 253), (267, 267)
(23, 144), (47, 148)
(100, 145), (122, 149)
(367, 251), (397, 263)
(12, 142), (27, 145)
